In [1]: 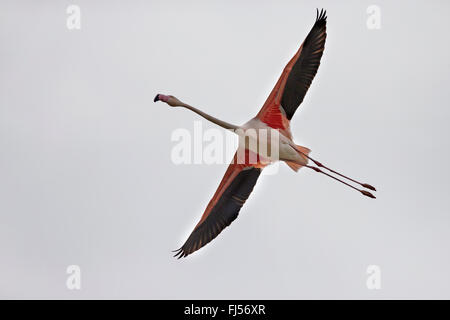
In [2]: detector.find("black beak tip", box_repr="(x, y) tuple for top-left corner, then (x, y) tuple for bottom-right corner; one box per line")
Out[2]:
(153, 94), (160, 102)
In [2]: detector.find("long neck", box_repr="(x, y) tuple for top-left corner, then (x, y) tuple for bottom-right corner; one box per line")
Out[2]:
(180, 103), (239, 130)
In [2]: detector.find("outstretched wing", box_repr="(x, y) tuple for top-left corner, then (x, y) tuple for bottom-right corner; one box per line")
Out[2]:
(257, 9), (327, 129)
(174, 151), (264, 258)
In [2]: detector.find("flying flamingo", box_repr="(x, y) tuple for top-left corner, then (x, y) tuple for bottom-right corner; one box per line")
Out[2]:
(154, 9), (376, 258)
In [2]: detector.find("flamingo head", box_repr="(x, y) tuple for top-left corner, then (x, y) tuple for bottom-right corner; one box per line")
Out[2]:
(153, 94), (183, 107)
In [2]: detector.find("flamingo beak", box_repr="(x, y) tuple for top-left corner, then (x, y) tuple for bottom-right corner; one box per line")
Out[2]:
(154, 93), (171, 103)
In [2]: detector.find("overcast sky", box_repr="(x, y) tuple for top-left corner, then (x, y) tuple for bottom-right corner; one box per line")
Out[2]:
(1, 0), (450, 299)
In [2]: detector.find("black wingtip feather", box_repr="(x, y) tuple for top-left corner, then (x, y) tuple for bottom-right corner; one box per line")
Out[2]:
(315, 8), (327, 23)
(280, 9), (327, 120)
(173, 247), (185, 259)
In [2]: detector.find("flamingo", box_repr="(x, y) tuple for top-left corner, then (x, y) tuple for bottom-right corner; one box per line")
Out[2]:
(154, 9), (376, 259)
